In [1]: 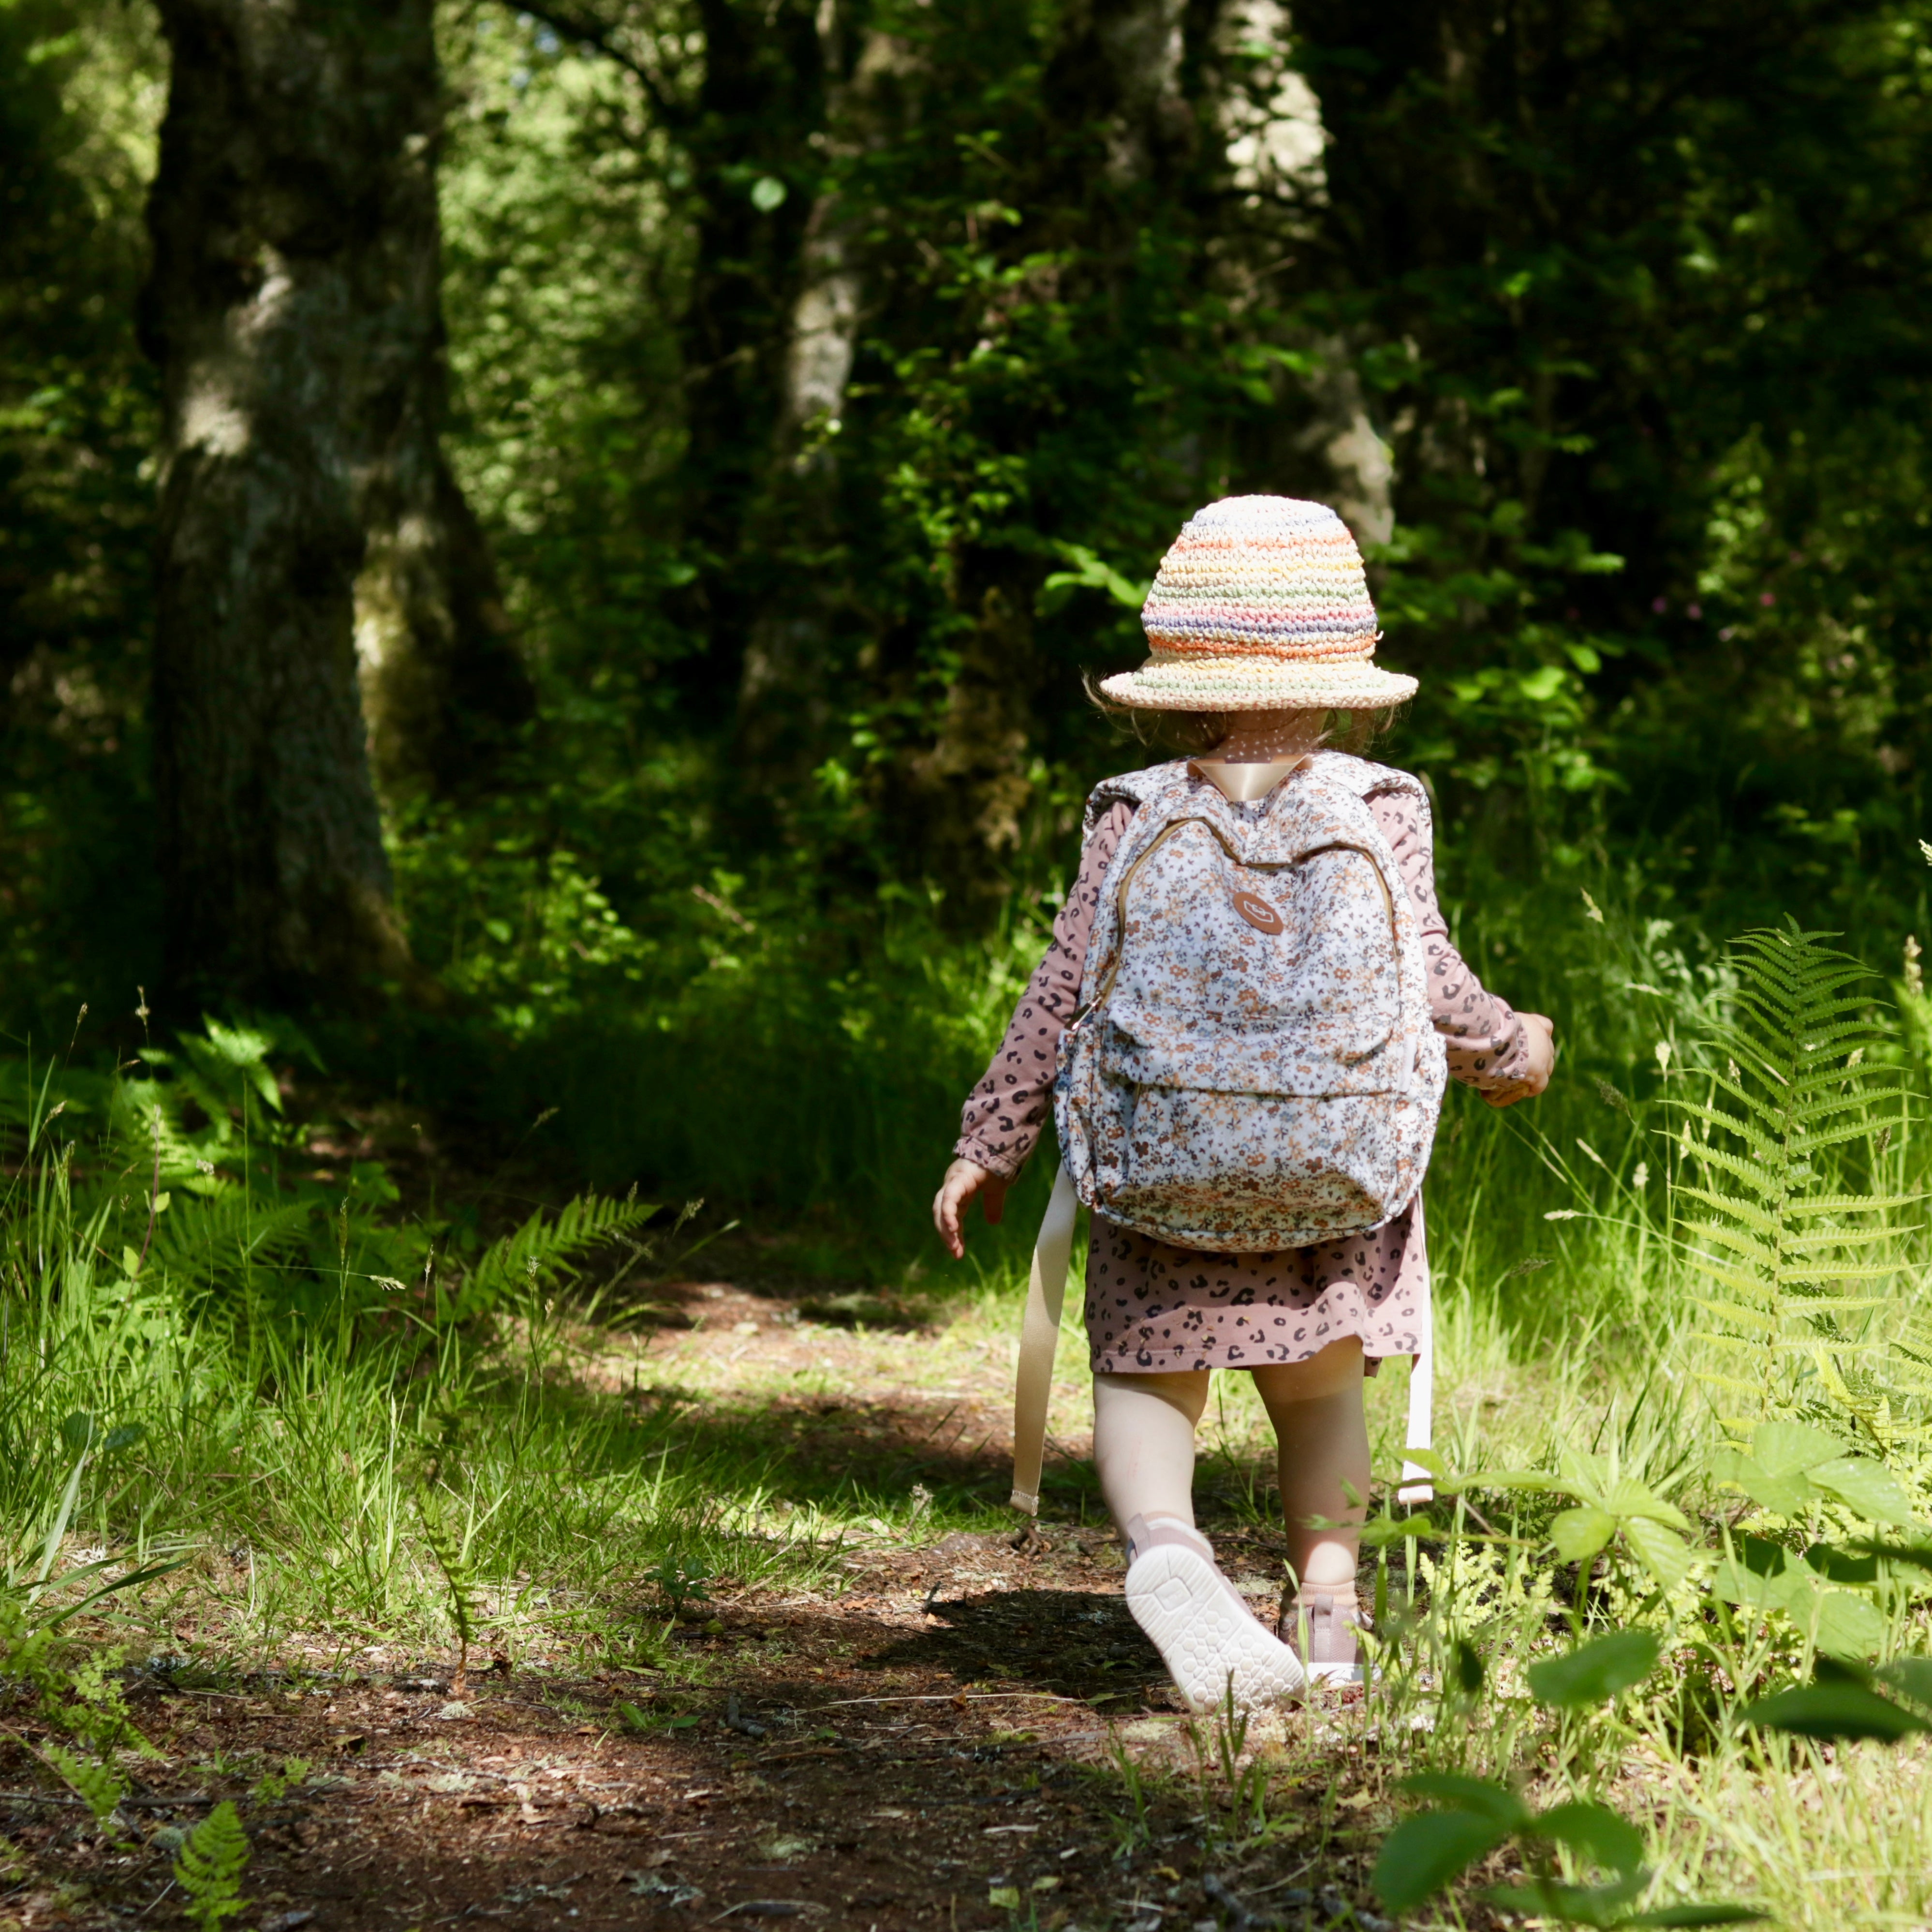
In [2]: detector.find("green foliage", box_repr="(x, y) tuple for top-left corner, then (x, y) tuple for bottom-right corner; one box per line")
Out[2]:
(1528, 1631), (1663, 1711)
(40, 1741), (125, 1825)
(641, 1553), (712, 1617)
(249, 1756), (311, 1803)
(172, 1800), (251, 1932)
(1676, 926), (1920, 1440)
(415, 1484), (480, 1681)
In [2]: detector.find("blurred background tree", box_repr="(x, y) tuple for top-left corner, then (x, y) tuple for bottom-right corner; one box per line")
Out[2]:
(4, 0), (1931, 1234)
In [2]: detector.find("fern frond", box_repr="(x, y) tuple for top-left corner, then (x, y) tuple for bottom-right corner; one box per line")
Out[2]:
(174, 1799), (250, 1931)
(42, 1743), (124, 1824)
(1692, 1299), (1781, 1334)
(1785, 1194), (1923, 1217)
(1675, 925), (1917, 1439)
(1671, 1143), (1782, 1196)
(1677, 1174), (1777, 1236)
(1676, 1189), (1782, 1241)
(450, 1191), (660, 1323)
(1778, 1226), (1902, 1255)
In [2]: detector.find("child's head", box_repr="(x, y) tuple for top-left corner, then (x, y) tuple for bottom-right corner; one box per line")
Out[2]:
(1099, 496), (1415, 719)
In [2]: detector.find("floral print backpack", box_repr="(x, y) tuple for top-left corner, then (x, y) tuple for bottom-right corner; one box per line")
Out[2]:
(1051, 752), (1448, 1254)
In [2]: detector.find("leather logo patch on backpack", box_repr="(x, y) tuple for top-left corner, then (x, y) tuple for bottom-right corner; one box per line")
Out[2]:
(1231, 889), (1284, 935)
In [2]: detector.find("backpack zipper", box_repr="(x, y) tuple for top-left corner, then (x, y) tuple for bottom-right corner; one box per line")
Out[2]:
(1076, 817), (1399, 1022)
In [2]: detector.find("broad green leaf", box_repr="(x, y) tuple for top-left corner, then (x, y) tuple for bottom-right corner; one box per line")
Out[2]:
(1359, 1514), (1440, 1547)
(1397, 1773), (1532, 1827)
(1877, 1658), (1932, 1711)
(1531, 1800), (1647, 1875)
(1713, 1555), (1785, 1614)
(1372, 1811), (1512, 1912)
(1751, 1421), (1843, 1476)
(1468, 1469), (1558, 1492)
(1736, 1467), (1817, 1517)
(1528, 1630), (1662, 1709)
(1802, 1542), (1877, 1585)
(1479, 1877), (1646, 1930)
(1739, 1682), (1927, 1740)
(1624, 1518), (1696, 1591)
(1858, 1539), (1932, 1574)
(1605, 1478), (1691, 1532)
(1808, 1589), (1887, 1658)
(1551, 1507), (1618, 1562)
(1807, 1455), (1922, 1528)
(1622, 1906), (1769, 1927)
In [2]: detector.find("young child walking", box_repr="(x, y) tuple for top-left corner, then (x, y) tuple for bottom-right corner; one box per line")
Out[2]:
(932, 495), (1553, 1708)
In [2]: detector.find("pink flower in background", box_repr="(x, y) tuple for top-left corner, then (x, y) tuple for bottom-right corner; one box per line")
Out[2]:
(1652, 596), (1668, 613)
(1760, 591), (1776, 606)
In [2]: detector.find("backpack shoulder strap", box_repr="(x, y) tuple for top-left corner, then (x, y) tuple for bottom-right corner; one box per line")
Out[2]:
(1311, 751), (1433, 830)
(1082, 759), (1189, 832)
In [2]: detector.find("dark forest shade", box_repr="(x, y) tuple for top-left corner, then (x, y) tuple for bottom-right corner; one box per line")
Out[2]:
(141, 0), (530, 1002)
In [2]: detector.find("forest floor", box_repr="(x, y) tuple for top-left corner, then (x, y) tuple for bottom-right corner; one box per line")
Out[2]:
(13, 1260), (1413, 1932)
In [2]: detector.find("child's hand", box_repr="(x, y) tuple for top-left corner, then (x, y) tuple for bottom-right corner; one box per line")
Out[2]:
(1483, 1012), (1556, 1108)
(933, 1157), (1009, 1259)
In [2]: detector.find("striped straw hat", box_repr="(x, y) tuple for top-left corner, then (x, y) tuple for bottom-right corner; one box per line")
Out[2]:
(1100, 495), (1416, 711)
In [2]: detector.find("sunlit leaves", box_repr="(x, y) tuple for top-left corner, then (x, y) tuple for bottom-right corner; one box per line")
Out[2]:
(1528, 1631), (1662, 1709)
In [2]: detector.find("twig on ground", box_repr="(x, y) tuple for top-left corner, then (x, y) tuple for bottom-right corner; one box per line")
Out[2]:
(723, 1693), (768, 1739)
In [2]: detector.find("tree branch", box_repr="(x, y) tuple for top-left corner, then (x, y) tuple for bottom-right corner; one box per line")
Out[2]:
(514, 2), (695, 133)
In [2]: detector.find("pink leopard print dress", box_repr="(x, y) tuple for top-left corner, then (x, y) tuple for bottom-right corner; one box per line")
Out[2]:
(955, 768), (1531, 1375)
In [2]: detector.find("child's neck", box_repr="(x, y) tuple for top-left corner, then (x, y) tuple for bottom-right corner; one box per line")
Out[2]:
(1190, 708), (1327, 803)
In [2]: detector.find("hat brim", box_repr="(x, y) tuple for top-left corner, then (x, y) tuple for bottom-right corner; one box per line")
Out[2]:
(1098, 656), (1418, 712)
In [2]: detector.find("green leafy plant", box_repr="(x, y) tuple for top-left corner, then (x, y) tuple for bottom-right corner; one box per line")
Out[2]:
(40, 1740), (125, 1825)
(1527, 1630), (1663, 1709)
(172, 1799), (251, 1932)
(416, 1484), (480, 1693)
(642, 1553), (712, 1617)
(1739, 1654), (1932, 1741)
(1707, 1420), (1926, 1658)
(250, 1756), (312, 1803)
(1374, 1772), (1764, 1927)
(1675, 927), (1918, 1439)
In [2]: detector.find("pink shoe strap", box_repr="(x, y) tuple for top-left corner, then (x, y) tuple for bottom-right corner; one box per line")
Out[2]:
(1123, 1514), (1213, 1564)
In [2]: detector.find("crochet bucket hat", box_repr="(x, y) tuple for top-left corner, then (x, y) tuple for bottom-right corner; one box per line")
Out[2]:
(1100, 495), (1416, 711)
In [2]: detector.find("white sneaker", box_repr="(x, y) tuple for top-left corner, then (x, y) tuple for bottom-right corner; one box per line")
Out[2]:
(1123, 1515), (1306, 1711)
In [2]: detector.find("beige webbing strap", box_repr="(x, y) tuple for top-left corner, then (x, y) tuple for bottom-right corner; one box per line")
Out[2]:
(1397, 1316), (1435, 1505)
(1010, 1161), (1080, 1516)
(1398, 1196), (1435, 1504)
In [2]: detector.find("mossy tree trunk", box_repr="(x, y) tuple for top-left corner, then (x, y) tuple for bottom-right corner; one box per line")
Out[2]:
(141, 0), (529, 1004)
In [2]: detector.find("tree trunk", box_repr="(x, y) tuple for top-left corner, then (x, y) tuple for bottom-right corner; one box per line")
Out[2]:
(673, 0), (826, 710)
(734, 17), (911, 796)
(142, 0), (523, 1002)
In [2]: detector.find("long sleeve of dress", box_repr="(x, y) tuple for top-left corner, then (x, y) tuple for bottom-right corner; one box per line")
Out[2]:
(1366, 789), (1532, 1092)
(953, 801), (1134, 1178)
(953, 775), (1531, 1179)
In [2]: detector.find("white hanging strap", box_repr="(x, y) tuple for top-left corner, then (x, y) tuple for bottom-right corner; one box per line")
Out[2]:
(1010, 1161), (1080, 1516)
(1397, 1305), (1435, 1505)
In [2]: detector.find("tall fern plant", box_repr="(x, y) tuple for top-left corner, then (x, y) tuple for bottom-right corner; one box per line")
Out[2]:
(1675, 925), (1923, 1452)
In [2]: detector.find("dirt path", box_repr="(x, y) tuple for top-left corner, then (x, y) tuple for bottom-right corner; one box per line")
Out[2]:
(8, 1274), (1408, 1932)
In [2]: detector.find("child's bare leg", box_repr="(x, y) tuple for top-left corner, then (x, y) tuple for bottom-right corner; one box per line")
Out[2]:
(1250, 1340), (1369, 1592)
(1092, 1368), (1305, 1707)
(1091, 1369), (1211, 1530)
